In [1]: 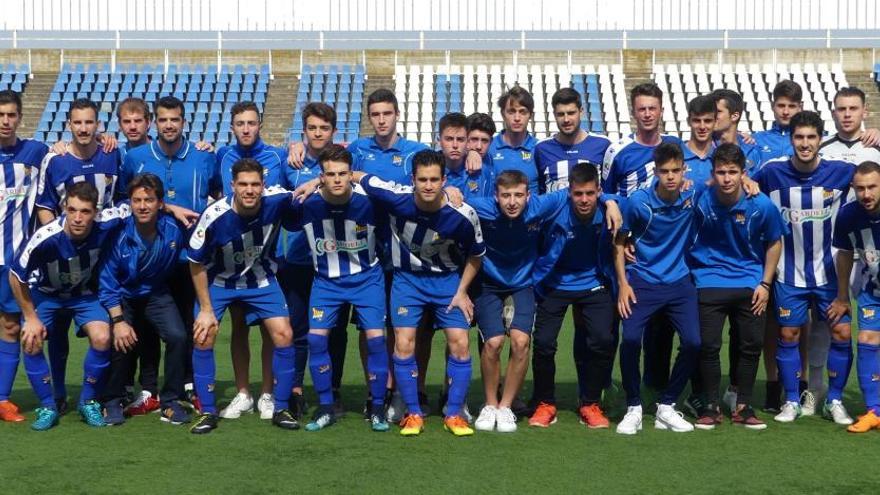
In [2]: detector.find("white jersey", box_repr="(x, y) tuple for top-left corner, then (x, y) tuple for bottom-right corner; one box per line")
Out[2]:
(819, 134), (880, 165)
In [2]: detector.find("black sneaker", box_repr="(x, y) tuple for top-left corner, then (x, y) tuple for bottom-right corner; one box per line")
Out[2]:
(160, 402), (191, 425)
(103, 399), (125, 426)
(683, 394), (706, 418)
(511, 396), (530, 418)
(289, 392), (307, 421)
(272, 409), (301, 430)
(764, 381), (782, 413)
(190, 413), (219, 434)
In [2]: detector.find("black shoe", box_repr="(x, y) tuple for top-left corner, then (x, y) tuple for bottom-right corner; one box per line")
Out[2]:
(103, 399), (125, 426)
(55, 398), (69, 416)
(363, 398), (372, 421)
(289, 392), (307, 421)
(332, 390), (345, 417)
(272, 409), (301, 430)
(683, 394), (706, 418)
(764, 381), (782, 413)
(511, 396), (530, 418)
(190, 413), (219, 434)
(160, 401), (191, 425)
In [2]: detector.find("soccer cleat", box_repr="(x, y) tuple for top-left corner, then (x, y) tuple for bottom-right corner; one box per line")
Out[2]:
(655, 403), (694, 432)
(289, 392), (307, 421)
(0, 400), (26, 422)
(124, 391), (160, 417)
(722, 386), (738, 413)
(731, 407), (767, 430)
(579, 403), (610, 429)
(444, 415), (474, 436)
(386, 391), (406, 423)
(219, 392), (254, 419)
(616, 405), (643, 435)
(305, 407), (336, 432)
(799, 389), (817, 416)
(370, 413), (390, 432)
(103, 399), (125, 426)
(528, 402), (558, 428)
(694, 406), (723, 431)
(823, 400), (854, 425)
(160, 402), (191, 425)
(763, 381), (782, 413)
(399, 414), (424, 436)
(257, 393), (275, 420)
(31, 407), (60, 431)
(272, 409), (301, 430)
(847, 410), (880, 433)
(773, 401), (802, 423)
(474, 405), (497, 431)
(78, 400), (107, 427)
(495, 406), (518, 433)
(190, 413), (219, 434)
(683, 394), (705, 418)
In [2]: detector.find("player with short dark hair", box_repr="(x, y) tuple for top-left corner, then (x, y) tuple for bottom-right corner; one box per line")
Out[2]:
(490, 86), (540, 194)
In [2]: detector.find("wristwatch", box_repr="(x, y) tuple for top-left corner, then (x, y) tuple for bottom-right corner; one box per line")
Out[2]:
(111, 314), (125, 324)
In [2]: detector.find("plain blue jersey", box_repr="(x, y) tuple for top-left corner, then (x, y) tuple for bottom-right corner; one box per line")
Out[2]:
(602, 134), (682, 197)
(622, 185), (699, 285)
(534, 133), (612, 193)
(751, 157), (855, 288)
(681, 142), (714, 188)
(0, 138), (48, 265)
(689, 188), (787, 289)
(489, 132), (539, 195)
(283, 153), (323, 266)
(445, 163), (494, 200)
(833, 201), (880, 298)
(188, 187), (296, 289)
(36, 148), (120, 213)
(752, 122), (792, 170)
(348, 134), (428, 185)
(216, 138), (289, 196)
(97, 212), (184, 309)
(11, 204), (130, 297)
(358, 174), (485, 274)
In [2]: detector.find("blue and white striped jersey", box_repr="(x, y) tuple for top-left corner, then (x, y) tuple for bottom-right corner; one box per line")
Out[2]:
(289, 185), (380, 279)
(35, 148), (120, 214)
(752, 157), (856, 288)
(0, 138), (48, 265)
(187, 187), (296, 289)
(11, 204), (130, 297)
(601, 134), (682, 197)
(358, 174), (485, 274)
(535, 133), (612, 193)
(283, 153), (323, 266)
(832, 201), (880, 298)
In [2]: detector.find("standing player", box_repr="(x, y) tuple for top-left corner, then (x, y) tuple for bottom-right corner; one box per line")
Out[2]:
(187, 158), (299, 434)
(748, 111), (855, 424)
(0, 90), (49, 422)
(752, 80), (804, 167)
(9, 182), (128, 430)
(711, 89), (763, 173)
(439, 112), (493, 198)
(681, 95), (717, 188)
(614, 142), (701, 435)
(488, 86), (540, 194)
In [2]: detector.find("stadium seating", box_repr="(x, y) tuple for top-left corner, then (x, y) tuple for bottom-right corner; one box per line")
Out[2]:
(34, 63), (271, 147)
(287, 64), (365, 145)
(0, 64), (31, 94)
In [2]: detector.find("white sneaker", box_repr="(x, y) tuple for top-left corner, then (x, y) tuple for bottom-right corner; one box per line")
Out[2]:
(474, 405), (497, 431)
(655, 403), (694, 432)
(616, 405), (643, 435)
(774, 401), (802, 422)
(800, 389), (817, 416)
(257, 393), (275, 420)
(722, 387), (738, 413)
(495, 406), (518, 433)
(386, 391), (406, 423)
(219, 392), (254, 419)
(823, 399), (854, 425)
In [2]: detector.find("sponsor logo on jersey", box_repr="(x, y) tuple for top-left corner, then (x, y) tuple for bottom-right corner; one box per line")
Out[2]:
(494, 152), (504, 160)
(355, 224), (368, 233)
(0, 187), (27, 203)
(778, 307), (791, 318)
(314, 237), (368, 255)
(311, 307), (324, 321)
(207, 383), (215, 392)
(231, 245), (263, 264)
(527, 222), (541, 232)
(169, 241), (177, 249)
(780, 207), (832, 224)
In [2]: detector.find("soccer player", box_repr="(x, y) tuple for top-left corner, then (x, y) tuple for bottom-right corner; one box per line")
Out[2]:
(489, 86), (540, 194)
(829, 160), (880, 432)
(466, 112), (496, 162)
(116, 97), (152, 156)
(535, 87), (611, 192)
(0, 89), (49, 422)
(528, 164), (620, 430)
(689, 143), (786, 430)
(10, 182), (129, 430)
(97, 173), (190, 426)
(681, 95), (716, 188)
(438, 112), (493, 198)
(187, 158), (299, 434)
(615, 142), (701, 435)
(283, 145), (390, 432)
(747, 111), (855, 424)
(752, 80), (804, 167)
(214, 101), (289, 420)
(711, 89), (764, 173)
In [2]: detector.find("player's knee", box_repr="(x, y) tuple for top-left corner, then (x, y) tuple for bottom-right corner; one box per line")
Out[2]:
(509, 333), (531, 358)
(89, 331), (111, 351)
(831, 324), (851, 341)
(779, 326), (800, 342)
(0, 316), (21, 341)
(482, 336), (504, 356)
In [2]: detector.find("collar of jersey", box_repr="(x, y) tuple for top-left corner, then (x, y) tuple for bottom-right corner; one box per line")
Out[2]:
(493, 131), (537, 151)
(234, 137), (266, 157)
(150, 139), (191, 161)
(565, 201), (604, 228)
(770, 122), (790, 135)
(368, 134), (405, 153)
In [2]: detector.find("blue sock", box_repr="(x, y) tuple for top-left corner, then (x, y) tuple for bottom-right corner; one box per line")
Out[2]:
(80, 347), (110, 404)
(776, 339), (802, 403)
(23, 352), (54, 408)
(445, 355), (472, 417)
(826, 339), (853, 402)
(392, 354), (422, 416)
(272, 345), (295, 411)
(192, 348), (217, 414)
(366, 336), (389, 409)
(292, 332), (308, 389)
(48, 333), (69, 400)
(0, 340), (20, 401)
(308, 333), (334, 406)
(857, 343), (880, 414)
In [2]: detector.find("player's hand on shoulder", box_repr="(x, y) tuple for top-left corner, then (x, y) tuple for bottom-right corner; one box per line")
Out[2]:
(288, 141), (306, 168)
(51, 140), (69, 155)
(742, 176), (760, 197)
(465, 150), (483, 173)
(862, 128), (880, 147)
(292, 178), (321, 203)
(445, 186), (464, 207)
(97, 133), (118, 153)
(738, 131), (755, 145)
(165, 204), (200, 229)
(603, 199), (622, 236)
(195, 141), (214, 153)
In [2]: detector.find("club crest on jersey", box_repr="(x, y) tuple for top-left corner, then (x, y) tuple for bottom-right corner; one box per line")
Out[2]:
(397, 306), (408, 316)
(823, 189), (834, 200)
(862, 307), (876, 319)
(312, 307), (324, 321)
(735, 213), (746, 224)
(467, 180), (479, 192)
(392, 155), (403, 165)
(521, 151), (532, 161)
(778, 307), (791, 318)
(682, 198), (693, 209)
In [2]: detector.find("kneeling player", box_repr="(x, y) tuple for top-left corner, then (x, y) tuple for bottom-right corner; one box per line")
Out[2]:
(187, 158), (299, 434)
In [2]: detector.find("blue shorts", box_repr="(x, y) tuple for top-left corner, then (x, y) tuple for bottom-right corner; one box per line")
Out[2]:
(310, 266), (386, 330)
(33, 291), (109, 338)
(473, 281), (536, 340)
(390, 270), (469, 330)
(774, 282), (851, 327)
(0, 265), (19, 314)
(856, 292), (880, 332)
(197, 281), (289, 324)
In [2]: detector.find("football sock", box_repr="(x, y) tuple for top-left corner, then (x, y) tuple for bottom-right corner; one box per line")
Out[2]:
(392, 354), (422, 416)
(23, 352), (54, 408)
(272, 345), (295, 411)
(0, 339), (20, 401)
(192, 348), (217, 414)
(48, 332), (69, 400)
(857, 343), (880, 415)
(366, 336), (389, 410)
(826, 339), (852, 402)
(445, 355), (472, 417)
(776, 339), (801, 403)
(80, 347), (110, 404)
(307, 333), (334, 406)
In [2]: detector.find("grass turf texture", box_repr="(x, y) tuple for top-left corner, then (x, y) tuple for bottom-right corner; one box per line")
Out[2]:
(2, 316), (880, 494)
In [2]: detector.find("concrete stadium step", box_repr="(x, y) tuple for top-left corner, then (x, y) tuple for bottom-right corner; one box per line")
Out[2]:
(20, 72), (57, 138)
(361, 75), (394, 136)
(261, 73), (299, 146)
(847, 73), (880, 131)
